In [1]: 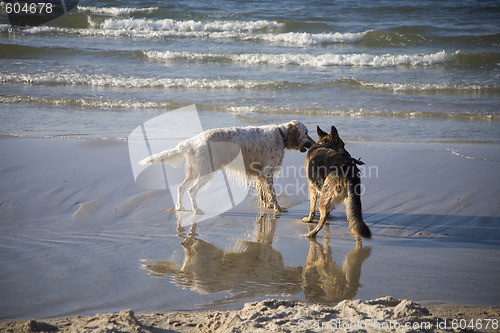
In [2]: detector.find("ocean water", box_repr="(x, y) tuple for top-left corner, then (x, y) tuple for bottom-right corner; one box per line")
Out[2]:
(0, 0), (499, 143)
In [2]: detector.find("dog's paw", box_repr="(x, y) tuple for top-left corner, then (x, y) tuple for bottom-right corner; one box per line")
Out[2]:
(194, 208), (204, 215)
(302, 216), (314, 223)
(307, 231), (318, 238)
(262, 202), (274, 209)
(275, 206), (288, 213)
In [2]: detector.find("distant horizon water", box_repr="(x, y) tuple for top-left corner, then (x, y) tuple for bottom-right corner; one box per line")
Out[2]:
(1, 0), (499, 143)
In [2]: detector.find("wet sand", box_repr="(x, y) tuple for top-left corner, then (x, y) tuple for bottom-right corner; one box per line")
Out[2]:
(0, 136), (499, 330)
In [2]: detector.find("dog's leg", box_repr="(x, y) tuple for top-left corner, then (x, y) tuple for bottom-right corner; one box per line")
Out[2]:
(302, 184), (318, 223)
(265, 175), (287, 213)
(307, 193), (331, 238)
(307, 177), (345, 238)
(176, 176), (193, 211)
(176, 161), (195, 211)
(188, 173), (213, 215)
(256, 176), (279, 210)
(256, 178), (267, 207)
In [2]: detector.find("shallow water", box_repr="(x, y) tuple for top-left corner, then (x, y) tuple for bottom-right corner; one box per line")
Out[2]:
(0, 139), (499, 320)
(1, 200), (499, 320)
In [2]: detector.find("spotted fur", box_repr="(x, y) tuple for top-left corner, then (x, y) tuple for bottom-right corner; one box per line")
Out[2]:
(140, 120), (314, 214)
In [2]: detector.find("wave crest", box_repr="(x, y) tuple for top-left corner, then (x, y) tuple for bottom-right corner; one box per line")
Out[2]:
(0, 73), (277, 89)
(98, 18), (283, 32)
(144, 50), (455, 67)
(77, 6), (159, 16)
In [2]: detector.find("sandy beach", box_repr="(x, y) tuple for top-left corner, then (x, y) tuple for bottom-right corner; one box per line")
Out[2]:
(2, 298), (499, 332)
(0, 135), (499, 332)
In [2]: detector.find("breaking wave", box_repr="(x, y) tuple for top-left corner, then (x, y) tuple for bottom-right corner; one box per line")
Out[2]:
(2, 93), (497, 122)
(77, 6), (159, 16)
(335, 78), (500, 96)
(2, 72), (497, 97)
(95, 17), (284, 32)
(1, 17), (365, 46)
(0, 94), (183, 110)
(223, 106), (500, 122)
(0, 73), (278, 89)
(144, 50), (455, 67)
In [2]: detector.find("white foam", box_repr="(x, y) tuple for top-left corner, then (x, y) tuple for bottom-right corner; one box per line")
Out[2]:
(446, 148), (480, 160)
(77, 6), (158, 16)
(96, 20), (362, 45)
(312, 50), (454, 66)
(12, 17), (368, 46)
(356, 79), (496, 92)
(144, 50), (455, 67)
(100, 18), (283, 32)
(0, 94), (174, 109)
(0, 73), (274, 89)
(249, 31), (366, 45)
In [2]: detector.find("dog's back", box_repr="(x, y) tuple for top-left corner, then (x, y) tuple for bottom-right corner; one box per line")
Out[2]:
(304, 126), (371, 240)
(306, 147), (353, 190)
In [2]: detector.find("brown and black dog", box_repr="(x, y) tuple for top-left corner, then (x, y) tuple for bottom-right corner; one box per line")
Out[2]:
(303, 125), (371, 241)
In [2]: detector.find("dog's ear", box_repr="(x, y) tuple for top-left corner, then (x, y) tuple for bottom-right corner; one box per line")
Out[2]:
(317, 126), (328, 139)
(286, 121), (300, 149)
(330, 125), (339, 139)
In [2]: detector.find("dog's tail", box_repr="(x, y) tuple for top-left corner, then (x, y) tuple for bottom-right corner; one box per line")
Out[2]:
(345, 174), (371, 241)
(139, 146), (185, 166)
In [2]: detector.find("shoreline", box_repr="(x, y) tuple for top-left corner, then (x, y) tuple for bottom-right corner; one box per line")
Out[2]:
(1, 297), (499, 333)
(2, 132), (500, 145)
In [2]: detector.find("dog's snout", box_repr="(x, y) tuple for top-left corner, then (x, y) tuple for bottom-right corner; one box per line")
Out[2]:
(300, 138), (314, 152)
(300, 135), (315, 152)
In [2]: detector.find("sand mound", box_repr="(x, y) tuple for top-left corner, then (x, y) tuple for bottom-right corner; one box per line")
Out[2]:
(3, 297), (499, 333)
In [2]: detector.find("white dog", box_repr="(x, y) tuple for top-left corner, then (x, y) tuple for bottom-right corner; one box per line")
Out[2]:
(140, 120), (314, 214)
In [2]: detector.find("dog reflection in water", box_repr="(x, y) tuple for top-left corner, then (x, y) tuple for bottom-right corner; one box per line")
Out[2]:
(141, 213), (371, 303)
(302, 224), (371, 303)
(142, 213), (301, 299)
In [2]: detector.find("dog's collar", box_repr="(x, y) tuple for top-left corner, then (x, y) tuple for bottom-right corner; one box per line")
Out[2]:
(306, 145), (320, 154)
(278, 128), (287, 147)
